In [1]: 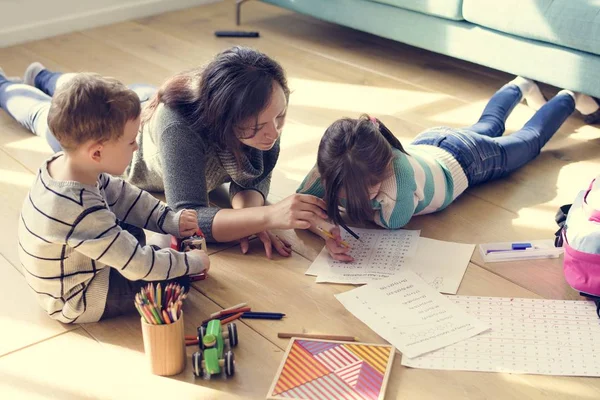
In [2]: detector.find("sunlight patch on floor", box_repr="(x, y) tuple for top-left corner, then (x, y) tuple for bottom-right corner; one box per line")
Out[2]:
(0, 168), (34, 187)
(288, 77), (447, 115)
(4, 135), (53, 155)
(500, 372), (600, 399)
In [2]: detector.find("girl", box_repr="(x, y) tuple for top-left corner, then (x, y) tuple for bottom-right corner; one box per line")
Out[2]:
(0, 47), (327, 259)
(297, 77), (599, 261)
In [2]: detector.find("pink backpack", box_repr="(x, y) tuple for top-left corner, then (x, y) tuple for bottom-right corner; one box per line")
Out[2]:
(557, 178), (600, 314)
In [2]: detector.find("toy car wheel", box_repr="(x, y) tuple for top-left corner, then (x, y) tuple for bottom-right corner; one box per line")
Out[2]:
(224, 350), (235, 377)
(192, 351), (204, 378)
(198, 325), (207, 351)
(227, 322), (238, 347)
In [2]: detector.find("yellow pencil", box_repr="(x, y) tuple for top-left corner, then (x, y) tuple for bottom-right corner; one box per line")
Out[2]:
(316, 227), (350, 248)
(157, 283), (162, 309)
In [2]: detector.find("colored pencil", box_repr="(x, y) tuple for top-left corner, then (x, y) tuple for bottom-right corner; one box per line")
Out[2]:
(316, 227), (350, 248)
(210, 302), (247, 318)
(277, 333), (359, 342)
(241, 312), (285, 320)
(162, 309), (172, 324)
(157, 283), (162, 309)
(134, 282), (187, 325)
(134, 302), (149, 324)
(220, 311), (244, 325)
(338, 222), (361, 242)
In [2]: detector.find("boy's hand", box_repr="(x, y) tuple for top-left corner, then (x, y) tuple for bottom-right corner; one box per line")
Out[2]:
(189, 249), (210, 273)
(179, 209), (199, 237)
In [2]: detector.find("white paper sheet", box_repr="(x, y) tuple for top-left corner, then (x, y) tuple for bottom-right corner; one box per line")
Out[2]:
(307, 229), (474, 294)
(402, 296), (600, 377)
(335, 270), (489, 358)
(307, 228), (421, 283)
(401, 238), (474, 294)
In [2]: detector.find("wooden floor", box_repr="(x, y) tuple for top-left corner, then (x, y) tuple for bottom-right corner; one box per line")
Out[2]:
(1, 1), (600, 398)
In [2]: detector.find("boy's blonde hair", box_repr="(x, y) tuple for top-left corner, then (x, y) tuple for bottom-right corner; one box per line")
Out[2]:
(48, 73), (141, 151)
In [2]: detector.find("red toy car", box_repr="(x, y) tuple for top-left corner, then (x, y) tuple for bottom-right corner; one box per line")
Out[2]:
(171, 229), (208, 281)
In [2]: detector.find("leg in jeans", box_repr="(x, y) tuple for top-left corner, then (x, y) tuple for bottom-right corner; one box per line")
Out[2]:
(0, 77), (62, 152)
(465, 83), (523, 138)
(457, 91), (575, 186)
(100, 222), (190, 320)
(34, 69), (76, 97)
(494, 91), (575, 175)
(35, 69), (158, 103)
(412, 92), (575, 187)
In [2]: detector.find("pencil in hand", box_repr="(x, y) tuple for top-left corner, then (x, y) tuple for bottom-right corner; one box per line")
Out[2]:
(316, 227), (350, 248)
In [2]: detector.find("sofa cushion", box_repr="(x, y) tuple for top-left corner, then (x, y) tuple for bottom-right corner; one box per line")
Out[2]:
(463, 0), (600, 56)
(368, 0), (463, 21)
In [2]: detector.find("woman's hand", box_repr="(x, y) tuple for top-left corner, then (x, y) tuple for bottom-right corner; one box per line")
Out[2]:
(323, 226), (354, 262)
(240, 231), (292, 259)
(179, 209), (199, 237)
(266, 194), (327, 230)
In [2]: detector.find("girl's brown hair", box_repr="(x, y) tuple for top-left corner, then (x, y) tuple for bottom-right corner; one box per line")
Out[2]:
(142, 46), (289, 160)
(317, 115), (407, 228)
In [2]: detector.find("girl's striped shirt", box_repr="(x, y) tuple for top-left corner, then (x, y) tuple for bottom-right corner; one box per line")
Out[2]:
(297, 146), (468, 229)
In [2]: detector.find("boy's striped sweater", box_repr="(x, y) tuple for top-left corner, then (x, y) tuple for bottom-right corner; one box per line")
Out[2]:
(18, 154), (205, 323)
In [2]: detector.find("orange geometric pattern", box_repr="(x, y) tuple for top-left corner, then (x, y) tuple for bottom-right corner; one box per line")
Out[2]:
(273, 341), (331, 395)
(343, 344), (391, 374)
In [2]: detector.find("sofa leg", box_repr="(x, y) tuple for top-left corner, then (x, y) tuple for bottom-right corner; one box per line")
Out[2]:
(236, 0), (251, 26)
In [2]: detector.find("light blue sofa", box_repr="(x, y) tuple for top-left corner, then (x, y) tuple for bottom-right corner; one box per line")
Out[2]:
(249, 0), (600, 98)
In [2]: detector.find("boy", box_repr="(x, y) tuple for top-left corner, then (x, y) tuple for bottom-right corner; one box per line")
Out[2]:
(17, 73), (209, 323)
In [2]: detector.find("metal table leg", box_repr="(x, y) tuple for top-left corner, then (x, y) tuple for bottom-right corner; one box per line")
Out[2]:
(236, 0), (251, 26)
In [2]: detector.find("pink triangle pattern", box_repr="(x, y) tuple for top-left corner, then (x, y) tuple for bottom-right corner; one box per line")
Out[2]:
(315, 345), (360, 371)
(335, 360), (363, 388)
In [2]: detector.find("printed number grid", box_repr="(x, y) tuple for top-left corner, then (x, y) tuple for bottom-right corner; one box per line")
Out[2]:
(402, 296), (600, 377)
(328, 229), (419, 278)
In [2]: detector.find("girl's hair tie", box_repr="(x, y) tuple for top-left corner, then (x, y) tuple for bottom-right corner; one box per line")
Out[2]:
(369, 115), (379, 128)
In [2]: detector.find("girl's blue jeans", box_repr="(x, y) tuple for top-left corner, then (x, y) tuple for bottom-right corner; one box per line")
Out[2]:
(412, 84), (575, 186)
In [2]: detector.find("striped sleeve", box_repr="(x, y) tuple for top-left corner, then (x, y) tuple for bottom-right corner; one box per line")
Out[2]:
(100, 174), (181, 237)
(296, 164), (326, 198)
(66, 205), (206, 281)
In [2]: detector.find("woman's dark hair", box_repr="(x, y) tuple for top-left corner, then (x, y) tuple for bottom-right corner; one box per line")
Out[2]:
(317, 115), (407, 228)
(142, 46), (289, 159)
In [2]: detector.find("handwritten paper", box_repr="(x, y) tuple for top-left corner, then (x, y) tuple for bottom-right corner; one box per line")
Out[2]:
(335, 270), (489, 358)
(401, 238), (474, 294)
(306, 228), (421, 283)
(402, 296), (600, 377)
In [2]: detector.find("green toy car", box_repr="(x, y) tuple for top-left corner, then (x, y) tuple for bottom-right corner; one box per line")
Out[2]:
(192, 319), (238, 378)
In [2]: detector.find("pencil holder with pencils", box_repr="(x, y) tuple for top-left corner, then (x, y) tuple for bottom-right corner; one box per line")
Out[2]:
(136, 283), (187, 376)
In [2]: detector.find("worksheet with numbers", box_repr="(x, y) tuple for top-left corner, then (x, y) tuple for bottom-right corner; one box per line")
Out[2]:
(306, 228), (421, 284)
(402, 296), (600, 377)
(307, 228), (474, 294)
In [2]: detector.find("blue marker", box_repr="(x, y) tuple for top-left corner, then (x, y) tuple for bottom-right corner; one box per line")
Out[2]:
(511, 242), (532, 250)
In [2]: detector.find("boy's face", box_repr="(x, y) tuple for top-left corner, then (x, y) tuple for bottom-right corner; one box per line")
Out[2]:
(98, 117), (140, 175)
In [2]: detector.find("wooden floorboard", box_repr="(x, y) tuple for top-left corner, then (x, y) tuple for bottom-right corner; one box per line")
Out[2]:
(1, 1), (599, 398)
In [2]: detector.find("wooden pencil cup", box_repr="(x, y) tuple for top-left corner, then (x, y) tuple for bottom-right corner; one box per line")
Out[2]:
(141, 312), (186, 376)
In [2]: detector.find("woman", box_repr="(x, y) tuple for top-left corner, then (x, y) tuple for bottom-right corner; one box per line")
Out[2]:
(0, 47), (327, 258)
